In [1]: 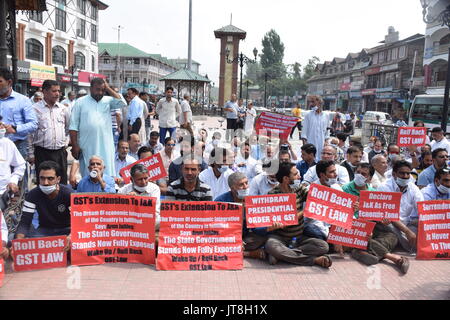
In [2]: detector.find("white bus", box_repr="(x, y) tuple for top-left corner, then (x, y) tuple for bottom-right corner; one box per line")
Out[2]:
(408, 95), (450, 132)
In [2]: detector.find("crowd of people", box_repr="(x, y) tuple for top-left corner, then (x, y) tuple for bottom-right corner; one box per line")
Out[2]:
(0, 65), (449, 275)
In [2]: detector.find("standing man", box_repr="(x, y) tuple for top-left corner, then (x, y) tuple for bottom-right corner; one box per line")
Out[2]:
(223, 93), (239, 141)
(127, 88), (144, 136)
(30, 92), (43, 105)
(29, 80), (70, 185)
(139, 92), (155, 141)
(244, 101), (256, 136)
(156, 86), (181, 144)
(69, 78), (126, 178)
(180, 93), (193, 136)
(290, 102), (302, 140)
(61, 91), (76, 112)
(301, 95), (329, 161)
(0, 68), (38, 158)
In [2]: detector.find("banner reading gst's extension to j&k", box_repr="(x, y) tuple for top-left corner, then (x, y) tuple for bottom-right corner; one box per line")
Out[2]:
(417, 200), (450, 260)
(358, 191), (401, 221)
(397, 127), (427, 147)
(304, 184), (357, 230)
(71, 194), (156, 266)
(119, 153), (167, 184)
(157, 201), (243, 271)
(255, 112), (299, 140)
(245, 194), (297, 228)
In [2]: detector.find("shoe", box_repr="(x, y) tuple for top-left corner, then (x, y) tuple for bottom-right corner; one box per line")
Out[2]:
(351, 249), (379, 266)
(396, 256), (410, 274)
(267, 254), (278, 265)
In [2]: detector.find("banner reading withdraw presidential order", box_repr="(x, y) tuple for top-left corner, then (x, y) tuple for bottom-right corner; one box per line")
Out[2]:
(157, 201), (243, 271)
(71, 194), (156, 266)
(245, 194), (297, 228)
(417, 200), (450, 260)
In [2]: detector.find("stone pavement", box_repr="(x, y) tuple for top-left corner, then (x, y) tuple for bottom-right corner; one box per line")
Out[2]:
(0, 253), (449, 300)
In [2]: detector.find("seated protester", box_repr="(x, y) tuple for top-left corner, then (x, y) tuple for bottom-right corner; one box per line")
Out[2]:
(302, 145), (350, 186)
(421, 167), (450, 201)
(138, 146), (167, 195)
(364, 136), (378, 155)
(340, 146), (363, 181)
(351, 141), (369, 164)
(118, 164), (161, 230)
(215, 172), (271, 260)
(368, 139), (386, 163)
(259, 144), (276, 167)
(336, 132), (349, 155)
(76, 155), (116, 193)
(296, 143), (317, 182)
(166, 156), (212, 201)
(370, 154), (388, 189)
(146, 131), (164, 155)
(265, 162), (332, 268)
(417, 148), (448, 188)
(1, 213), (8, 259)
(327, 137), (345, 163)
(197, 128), (208, 143)
(0, 123), (26, 196)
(127, 133), (142, 160)
(159, 137), (180, 174)
(199, 147), (234, 198)
(169, 135), (208, 184)
(234, 140), (262, 182)
(386, 143), (402, 170)
(430, 126), (450, 153)
(249, 163), (279, 196)
(279, 139), (298, 162)
(416, 150), (433, 175)
(16, 161), (71, 243)
(377, 160), (424, 253)
(114, 140), (136, 186)
(204, 131), (222, 163)
(250, 135), (264, 161)
(342, 163), (374, 216)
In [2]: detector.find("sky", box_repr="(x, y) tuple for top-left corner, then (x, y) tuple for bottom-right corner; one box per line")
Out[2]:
(99, 0), (425, 85)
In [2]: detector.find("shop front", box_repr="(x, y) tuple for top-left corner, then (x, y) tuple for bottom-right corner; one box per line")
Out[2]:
(30, 64), (56, 92)
(7, 59), (30, 95)
(78, 71), (107, 92)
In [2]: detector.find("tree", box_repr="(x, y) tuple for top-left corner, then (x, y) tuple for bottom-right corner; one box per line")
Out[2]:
(244, 62), (262, 85)
(260, 29), (286, 79)
(302, 56), (320, 81)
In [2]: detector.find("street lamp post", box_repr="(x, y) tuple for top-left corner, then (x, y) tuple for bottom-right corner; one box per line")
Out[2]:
(225, 47), (258, 99)
(69, 64), (77, 92)
(264, 73), (269, 108)
(421, 0), (450, 131)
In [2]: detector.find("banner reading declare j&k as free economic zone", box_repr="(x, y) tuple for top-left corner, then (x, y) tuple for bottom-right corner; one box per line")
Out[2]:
(397, 127), (427, 148)
(254, 112), (299, 140)
(304, 184), (357, 230)
(245, 194), (297, 228)
(358, 191), (401, 221)
(157, 201), (243, 271)
(119, 153), (167, 184)
(71, 194), (156, 266)
(11, 236), (67, 272)
(327, 219), (376, 250)
(417, 200), (450, 260)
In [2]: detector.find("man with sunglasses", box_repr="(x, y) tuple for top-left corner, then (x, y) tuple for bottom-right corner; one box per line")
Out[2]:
(159, 137), (180, 174)
(421, 167), (450, 201)
(417, 148), (448, 188)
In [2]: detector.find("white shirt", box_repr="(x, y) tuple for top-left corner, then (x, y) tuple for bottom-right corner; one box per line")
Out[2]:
(61, 98), (76, 112)
(118, 182), (161, 229)
(180, 100), (193, 125)
(0, 137), (26, 195)
(156, 97), (181, 128)
(199, 167), (234, 198)
(303, 164), (350, 186)
(244, 108), (256, 133)
(234, 155), (262, 182)
(377, 177), (424, 225)
(249, 173), (277, 196)
(370, 170), (387, 189)
(301, 110), (331, 162)
(159, 149), (180, 173)
(430, 137), (450, 154)
(1, 214), (8, 244)
(114, 153), (136, 177)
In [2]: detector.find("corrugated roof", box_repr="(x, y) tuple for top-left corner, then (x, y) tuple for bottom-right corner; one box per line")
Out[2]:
(98, 43), (149, 58)
(160, 69), (211, 82)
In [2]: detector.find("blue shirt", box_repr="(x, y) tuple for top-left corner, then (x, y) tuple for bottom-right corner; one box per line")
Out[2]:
(0, 90), (38, 141)
(251, 145), (263, 160)
(417, 165), (437, 187)
(296, 160), (316, 182)
(224, 100), (238, 119)
(76, 174), (116, 193)
(127, 96), (144, 125)
(421, 183), (450, 201)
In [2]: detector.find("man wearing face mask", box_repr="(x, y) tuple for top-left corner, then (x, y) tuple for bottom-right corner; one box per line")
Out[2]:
(265, 162), (332, 268)
(342, 163), (376, 214)
(16, 161), (71, 244)
(417, 148), (448, 188)
(368, 139), (386, 163)
(69, 78), (126, 178)
(341, 146), (363, 181)
(377, 160), (424, 253)
(76, 156), (116, 193)
(249, 164), (279, 196)
(421, 168), (450, 201)
(199, 147), (234, 198)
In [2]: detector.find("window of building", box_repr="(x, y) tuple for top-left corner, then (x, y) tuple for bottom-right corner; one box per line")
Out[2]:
(91, 5), (98, 20)
(104, 58), (110, 64)
(29, 11), (42, 23)
(379, 51), (385, 63)
(92, 56), (95, 72)
(392, 47), (398, 60)
(399, 46), (406, 58)
(387, 49), (392, 62)
(77, 18), (86, 38)
(77, 0), (86, 14)
(55, 8), (66, 31)
(26, 38), (43, 61)
(52, 45), (66, 66)
(75, 51), (85, 70)
(372, 53), (378, 65)
(91, 24), (97, 43)
(56, 0), (66, 5)
(134, 58), (140, 65)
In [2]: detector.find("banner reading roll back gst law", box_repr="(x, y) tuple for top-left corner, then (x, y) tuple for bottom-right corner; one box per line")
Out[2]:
(157, 201), (243, 271)
(397, 127), (427, 147)
(304, 184), (357, 230)
(119, 153), (167, 184)
(255, 112), (299, 140)
(358, 191), (401, 221)
(245, 194), (297, 228)
(71, 194), (156, 266)
(417, 200), (450, 260)
(327, 219), (376, 250)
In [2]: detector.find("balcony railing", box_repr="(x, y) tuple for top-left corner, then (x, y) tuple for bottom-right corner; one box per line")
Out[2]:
(432, 44), (450, 56)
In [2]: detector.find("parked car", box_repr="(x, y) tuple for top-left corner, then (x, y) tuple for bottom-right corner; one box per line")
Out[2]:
(363, 111), (393, 125)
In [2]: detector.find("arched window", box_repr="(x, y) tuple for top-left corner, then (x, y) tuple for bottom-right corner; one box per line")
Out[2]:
(74, 51), (85, 70)
(26, 38), (43, 61)
(52, 46), (66, 66)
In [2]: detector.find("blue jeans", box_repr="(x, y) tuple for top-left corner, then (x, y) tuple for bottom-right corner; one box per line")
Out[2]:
(159, 127), (176, 144)
(303, 224), (327, 241)
(29, 226), (71, 238)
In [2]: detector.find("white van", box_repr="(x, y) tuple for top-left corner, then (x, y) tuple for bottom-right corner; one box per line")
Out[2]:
(408, 95), (450, 132)
(363, 111), (393, 124)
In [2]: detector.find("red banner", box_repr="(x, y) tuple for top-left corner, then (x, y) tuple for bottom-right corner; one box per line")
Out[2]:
(358, 191), (401, 221)
(397, 127), (427, 147)
(119, 153), (167, 184)
(304, 184), (357, 230)
(245, 194), (297, 228)
(157, 201), (243, 271)
(71, 194), (156, 266)
(11, 236), (67, 272)
(417, 200), (450, 260)
(327, 219), (376, 250)
(255, 112), (299, 140)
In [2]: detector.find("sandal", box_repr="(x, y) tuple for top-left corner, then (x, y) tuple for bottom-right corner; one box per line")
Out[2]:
(316, 255), (332, 269)
(245, 248), (267, 260)
(396, 256), (410, 274)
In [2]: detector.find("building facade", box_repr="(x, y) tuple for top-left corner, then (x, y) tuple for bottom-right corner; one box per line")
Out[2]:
(13, 0), (108, 96)
(169, 58), (201, 74)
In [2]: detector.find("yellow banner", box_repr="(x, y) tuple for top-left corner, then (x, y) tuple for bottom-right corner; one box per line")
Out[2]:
(30, 65), (56, 81)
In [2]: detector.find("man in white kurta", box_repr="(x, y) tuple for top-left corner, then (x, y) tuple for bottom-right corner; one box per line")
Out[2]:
(301, 96), (330, 162)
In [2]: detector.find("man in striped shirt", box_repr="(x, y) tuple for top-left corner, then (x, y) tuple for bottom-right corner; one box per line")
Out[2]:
(166, 156), (212, 201)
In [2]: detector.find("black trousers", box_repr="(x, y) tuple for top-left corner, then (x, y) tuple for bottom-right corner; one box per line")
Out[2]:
(34, 146), (68, 185)
(290, 122), (302, 139)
